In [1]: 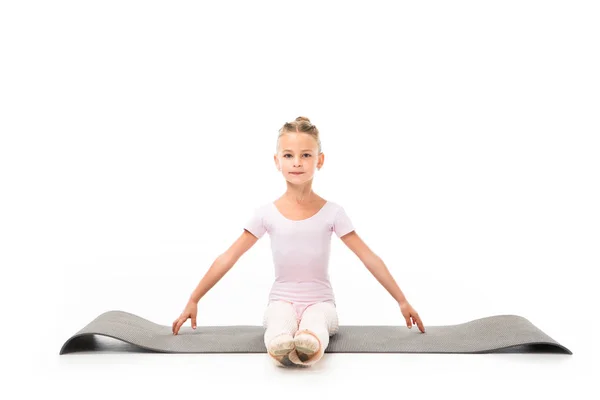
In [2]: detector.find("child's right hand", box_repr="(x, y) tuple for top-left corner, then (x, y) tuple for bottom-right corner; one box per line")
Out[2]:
(172, 300), (198, 335)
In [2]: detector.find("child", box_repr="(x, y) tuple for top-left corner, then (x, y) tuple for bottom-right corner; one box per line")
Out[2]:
(172, 116), (426, 367)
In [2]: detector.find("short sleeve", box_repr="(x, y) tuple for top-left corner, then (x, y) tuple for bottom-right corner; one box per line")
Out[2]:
(333, 206), (355, 238)
(244, 206), (266, 239)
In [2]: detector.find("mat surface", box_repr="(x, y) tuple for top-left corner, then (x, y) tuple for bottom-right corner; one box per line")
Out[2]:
(59, 310), (572, 355)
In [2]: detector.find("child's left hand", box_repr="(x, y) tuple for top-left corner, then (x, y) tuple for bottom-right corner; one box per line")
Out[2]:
(399, 302), (426, 333)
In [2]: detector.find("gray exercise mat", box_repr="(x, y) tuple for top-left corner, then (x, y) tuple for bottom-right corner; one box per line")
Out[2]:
(59, 310), (572, 355)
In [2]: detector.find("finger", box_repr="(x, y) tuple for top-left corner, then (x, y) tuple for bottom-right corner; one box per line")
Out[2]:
(405, 316), (412, 328)
(416, 317), (425, 333)
(175, 319), (184, 335)
(192, 316), (197, 329)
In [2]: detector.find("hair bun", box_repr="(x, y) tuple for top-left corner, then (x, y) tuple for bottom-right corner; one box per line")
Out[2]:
(295, 116), (311, 123)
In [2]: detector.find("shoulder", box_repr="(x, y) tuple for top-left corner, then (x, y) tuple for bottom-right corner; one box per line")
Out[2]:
(325, 199), (346, 214)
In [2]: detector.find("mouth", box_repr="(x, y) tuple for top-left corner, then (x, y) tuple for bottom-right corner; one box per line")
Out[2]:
(289, 172), (304, 175)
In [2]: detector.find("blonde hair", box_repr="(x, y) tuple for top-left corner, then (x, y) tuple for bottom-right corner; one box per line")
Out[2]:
(276, 116), (322, 154)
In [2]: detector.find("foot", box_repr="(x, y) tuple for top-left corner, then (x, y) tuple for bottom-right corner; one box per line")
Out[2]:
(267, 333), (295, 357)
(294, 330), (321, 362)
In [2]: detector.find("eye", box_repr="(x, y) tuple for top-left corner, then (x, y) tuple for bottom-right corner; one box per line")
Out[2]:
(283, 153), (311, 158)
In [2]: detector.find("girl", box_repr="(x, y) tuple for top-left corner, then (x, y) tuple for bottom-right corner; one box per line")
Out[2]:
(172, 116), (426, 367)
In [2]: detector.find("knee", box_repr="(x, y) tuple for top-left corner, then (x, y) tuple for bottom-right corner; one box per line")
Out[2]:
(319, 303), (339, 334)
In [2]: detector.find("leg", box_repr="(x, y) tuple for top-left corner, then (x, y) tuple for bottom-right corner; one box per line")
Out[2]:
(288, 301), (339, 367)
(262, 300), (299, 367)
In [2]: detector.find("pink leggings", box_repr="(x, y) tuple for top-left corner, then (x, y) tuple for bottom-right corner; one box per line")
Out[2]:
(262, 300), (339, 367)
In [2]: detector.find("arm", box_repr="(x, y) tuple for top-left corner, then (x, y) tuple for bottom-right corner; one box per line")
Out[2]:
(187, 253), (235, 304)
(339, 231), (407, 305)
(188, 229), (259, 303)
(173, 230), (259, 335)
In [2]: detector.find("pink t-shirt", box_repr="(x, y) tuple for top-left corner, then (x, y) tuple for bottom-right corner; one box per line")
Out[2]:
(243, 200), (355, 306)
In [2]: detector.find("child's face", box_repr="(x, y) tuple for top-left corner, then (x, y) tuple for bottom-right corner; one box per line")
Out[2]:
(274, 133), (323, 182)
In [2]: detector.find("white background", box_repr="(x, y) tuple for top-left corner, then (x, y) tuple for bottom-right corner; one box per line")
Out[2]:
(1, 0), (598, 398)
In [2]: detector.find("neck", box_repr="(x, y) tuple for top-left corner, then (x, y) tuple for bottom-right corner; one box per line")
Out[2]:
(283, 181), (316, 204)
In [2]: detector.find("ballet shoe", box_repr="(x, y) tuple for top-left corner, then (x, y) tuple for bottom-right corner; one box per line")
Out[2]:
(267, 333), (296, 366)
(293, 330), (321, 362)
